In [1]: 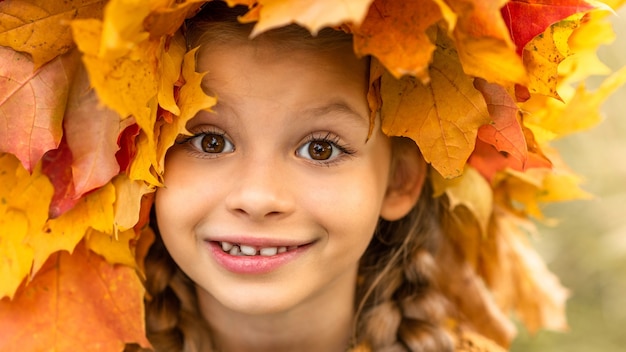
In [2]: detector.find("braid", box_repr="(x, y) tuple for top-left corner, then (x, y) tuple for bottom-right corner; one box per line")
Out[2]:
(141, 217), (213, 352)
(354, 182), (454, 351)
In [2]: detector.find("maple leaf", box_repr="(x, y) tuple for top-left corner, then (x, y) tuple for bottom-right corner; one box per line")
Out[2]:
(113, 174), (153, 233)
(246, 0), (374, 37)
(380, 29), (490, 178)
(156, 46), (217, 168)
(501, 0), (596, 55)
(351, 0), (442, 82)
(0, 47), (79, 172)
(0, 0), (105, 67)
(0, 242), (150, 352)
(157, 31), (186, 116)
(435, 225), (518, 346)
(0, 154), (53, 299)
(447, 0), (527, 87)
(144, 0), (206, 40)
(64, 64), (124, 199)
(41, 137), (79, 218)
(474, 78), (527, 164)
(524, 65), (626, 144)
(523, 13), (588, 100)
(431, 166), (493, 235)
(27, 182), (116, 275)
(86, 228), (138, 268)
(70, 17), (158, 136)
(487, 209), (570, 333)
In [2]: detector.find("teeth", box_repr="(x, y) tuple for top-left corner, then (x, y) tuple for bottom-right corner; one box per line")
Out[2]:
(259, 247), (278, 256)
(221, 242), (234, 252)
(219, 242), (297, 256)
(228, 245), (240, 256)
(239, 245), (257, 256)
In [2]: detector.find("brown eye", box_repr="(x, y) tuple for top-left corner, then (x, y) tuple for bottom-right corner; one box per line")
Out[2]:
(189, 132), (234, 154)
(296, 137), (344, 162)
(201, 134), (226, 153)
(308, 140), (333, 160)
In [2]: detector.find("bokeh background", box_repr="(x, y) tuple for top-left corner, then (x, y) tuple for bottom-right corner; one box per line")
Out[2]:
(510, 7), (626, 352)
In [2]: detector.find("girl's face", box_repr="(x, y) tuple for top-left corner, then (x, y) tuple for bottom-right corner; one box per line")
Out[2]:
(156, 36), (397, 317)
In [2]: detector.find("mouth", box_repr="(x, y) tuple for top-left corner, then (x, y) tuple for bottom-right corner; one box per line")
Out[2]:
(216, 241), (306, 257)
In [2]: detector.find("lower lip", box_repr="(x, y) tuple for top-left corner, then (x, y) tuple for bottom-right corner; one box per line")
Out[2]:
(207, 241), (311, 275)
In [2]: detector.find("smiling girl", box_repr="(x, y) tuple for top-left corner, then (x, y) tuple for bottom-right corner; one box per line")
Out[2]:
(145, 2), (501, 352)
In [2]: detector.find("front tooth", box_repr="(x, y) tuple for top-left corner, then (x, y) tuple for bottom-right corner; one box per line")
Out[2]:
(239, 245), (257, 256)
(260, 247), (278, 256)
(229, 246), (240, 256)
(221, 241), (234, 252)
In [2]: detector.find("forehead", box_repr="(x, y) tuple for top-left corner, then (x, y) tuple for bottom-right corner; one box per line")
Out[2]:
(195, 38), (369, 100)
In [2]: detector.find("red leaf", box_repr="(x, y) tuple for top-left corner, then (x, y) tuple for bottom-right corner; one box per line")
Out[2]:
(116, 122), (141, 174)
(0, 47), (79, 172)
(501, 0), (595, 55)
(41, 137), (78, 218)
(474, 78), (527, 164)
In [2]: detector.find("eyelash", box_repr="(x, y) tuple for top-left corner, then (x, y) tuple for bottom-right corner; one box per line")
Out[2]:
(299, 132), (356, 166)
(176, 127), (233, 159)
(176, 129), (356, 165)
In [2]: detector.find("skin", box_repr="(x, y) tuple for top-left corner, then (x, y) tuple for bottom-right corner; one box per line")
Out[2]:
(155, 37), (420, 352)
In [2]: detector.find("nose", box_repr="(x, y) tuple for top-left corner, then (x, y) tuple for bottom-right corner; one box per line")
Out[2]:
(224, 156), (295, 221)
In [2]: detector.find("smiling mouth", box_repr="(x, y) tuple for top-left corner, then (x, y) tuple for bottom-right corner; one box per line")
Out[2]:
(218, 241), (302, 257)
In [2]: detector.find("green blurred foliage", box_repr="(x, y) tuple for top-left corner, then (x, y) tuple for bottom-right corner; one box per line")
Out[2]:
(510, 7), (626, 352)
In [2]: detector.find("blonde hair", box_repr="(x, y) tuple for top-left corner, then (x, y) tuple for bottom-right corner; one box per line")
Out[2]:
(141, 2), (455, 351)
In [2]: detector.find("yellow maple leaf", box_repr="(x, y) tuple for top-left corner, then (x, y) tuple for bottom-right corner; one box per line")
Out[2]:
(524, 65), (626, 143)
(156, 47), (217, 166)
(113, 175), (153, 232)
(432, 166), (493, 236)
(380, 29), (490, 178)
(0, 154), (53, 299)
(523, 13), (587, 100)
(27, 182), (117, 275)
(0, 0), (105, 67)
(86, 228), (137, 268)
(157, 31), (186, 116)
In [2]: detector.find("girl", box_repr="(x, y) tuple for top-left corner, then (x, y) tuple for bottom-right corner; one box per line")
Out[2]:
(143, 2), (500, 352)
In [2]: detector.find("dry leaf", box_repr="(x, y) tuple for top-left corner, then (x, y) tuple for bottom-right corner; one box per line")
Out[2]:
(0, 0), (105, 67)
(0, 48), (79, 172)
(0, 242), (150, 352)
(381, 29), (490, 178)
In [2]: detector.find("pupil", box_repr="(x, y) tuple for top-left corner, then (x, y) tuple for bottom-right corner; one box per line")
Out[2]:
(201, 134), (225, 153)
(309, 141), (332, 160)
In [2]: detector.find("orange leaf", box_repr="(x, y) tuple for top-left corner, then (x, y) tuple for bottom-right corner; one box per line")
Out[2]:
(0, 242), (150, 352)
(448, 0), (526, 86)
(145, 0), (207, 39)
(0, 0), (105, 67)
(380, 30), (490, 178)
(351, 0), (442, 82)
(0, 47), (79, 172)
(249, 0), (373, 36)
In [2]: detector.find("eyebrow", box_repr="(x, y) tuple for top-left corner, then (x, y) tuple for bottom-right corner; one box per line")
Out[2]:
(300, 100), (369, 128)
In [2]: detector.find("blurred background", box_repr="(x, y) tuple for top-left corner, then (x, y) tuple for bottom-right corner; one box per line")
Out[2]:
(510, 6), (626, 352)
